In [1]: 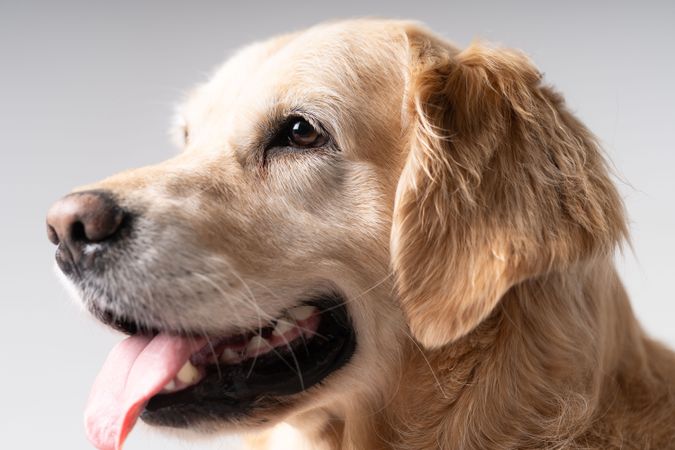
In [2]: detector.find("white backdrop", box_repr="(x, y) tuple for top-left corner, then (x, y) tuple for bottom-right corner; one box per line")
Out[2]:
(1, 1), (673, 449)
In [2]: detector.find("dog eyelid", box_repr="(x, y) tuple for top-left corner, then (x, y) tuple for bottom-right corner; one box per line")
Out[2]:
(264, 114), (331, 156)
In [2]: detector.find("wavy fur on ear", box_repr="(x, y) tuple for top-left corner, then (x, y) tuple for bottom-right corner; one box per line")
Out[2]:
(392, 35), (627, 348)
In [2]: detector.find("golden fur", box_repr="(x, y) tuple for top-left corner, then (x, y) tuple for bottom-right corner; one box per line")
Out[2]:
(65, 20), (675, 449)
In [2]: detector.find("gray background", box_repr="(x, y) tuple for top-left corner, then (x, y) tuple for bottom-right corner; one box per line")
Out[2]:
(1, 1), (673, 449)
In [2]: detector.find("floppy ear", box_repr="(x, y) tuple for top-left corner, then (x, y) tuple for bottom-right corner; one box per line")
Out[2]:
(391, 31), (627, 348)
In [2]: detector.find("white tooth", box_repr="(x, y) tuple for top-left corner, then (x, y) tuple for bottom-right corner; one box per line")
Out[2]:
(176, 361), (200, 385)
(246, 335), (268, 354)
(288, 306), (315, 321)
(162, 380), (177, 392)
(272, 318), (296, 337)
(220, 347), (239, 363)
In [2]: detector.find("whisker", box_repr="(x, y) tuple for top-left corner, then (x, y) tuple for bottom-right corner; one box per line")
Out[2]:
(246, 280), (329, 340)
(277, 331), (305, 391)
(403, 329), (449, 399)
(262, 340), (304, 387)
(318, 271), (395, 315)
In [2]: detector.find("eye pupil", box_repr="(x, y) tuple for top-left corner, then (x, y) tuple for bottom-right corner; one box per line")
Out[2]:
(289, 119), (320, 147)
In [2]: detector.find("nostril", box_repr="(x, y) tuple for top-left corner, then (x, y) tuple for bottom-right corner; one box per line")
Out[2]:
(71, 220), (88, 243)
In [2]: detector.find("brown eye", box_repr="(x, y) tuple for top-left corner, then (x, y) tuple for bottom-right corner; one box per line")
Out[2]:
(288, 119), (326, 148)
(265, 116), (332, 157)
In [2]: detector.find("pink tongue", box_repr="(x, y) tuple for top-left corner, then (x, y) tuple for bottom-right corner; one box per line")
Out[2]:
(84, 334), (205, 450)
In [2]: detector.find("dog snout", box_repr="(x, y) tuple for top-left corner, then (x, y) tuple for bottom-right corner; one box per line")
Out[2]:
(46, 190), (126, 270)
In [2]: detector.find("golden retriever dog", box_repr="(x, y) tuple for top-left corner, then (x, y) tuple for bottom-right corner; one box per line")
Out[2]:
(46, 19), (675, 450)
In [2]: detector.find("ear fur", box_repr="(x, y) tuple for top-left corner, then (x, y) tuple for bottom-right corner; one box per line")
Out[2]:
(391, 29), (627, 348)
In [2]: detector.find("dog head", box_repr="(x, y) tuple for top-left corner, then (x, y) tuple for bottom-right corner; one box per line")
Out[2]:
(46, 19), (625, 442)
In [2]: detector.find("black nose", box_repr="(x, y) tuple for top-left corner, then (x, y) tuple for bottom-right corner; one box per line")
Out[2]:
(46, 190), (125, 270)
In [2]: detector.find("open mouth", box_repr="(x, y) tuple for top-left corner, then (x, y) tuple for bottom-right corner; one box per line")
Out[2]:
(142, 295), (356, 426)
(84, 292), (356, 449)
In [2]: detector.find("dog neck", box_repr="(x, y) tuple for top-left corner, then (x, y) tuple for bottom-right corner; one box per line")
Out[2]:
(249, 257), (675, 449)
(333, 259), (658, 449)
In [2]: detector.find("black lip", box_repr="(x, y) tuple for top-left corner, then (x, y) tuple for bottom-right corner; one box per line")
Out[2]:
(90, 305), (161, 336)
(140, 294), (356, 428)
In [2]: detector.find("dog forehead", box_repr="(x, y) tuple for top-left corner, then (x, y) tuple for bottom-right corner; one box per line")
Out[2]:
(179, 36), (293, 135)
(227, 20), (407, 93)
(183, 21), (409, 138)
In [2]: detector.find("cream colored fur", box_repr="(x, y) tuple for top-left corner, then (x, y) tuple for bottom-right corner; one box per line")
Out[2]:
(71, 20), (675, 450)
